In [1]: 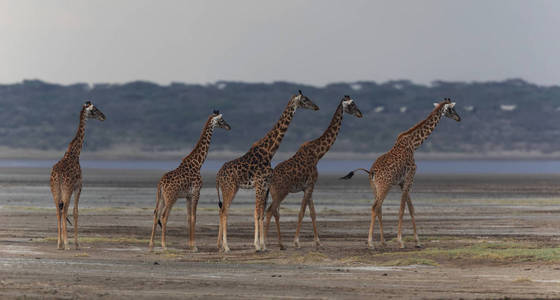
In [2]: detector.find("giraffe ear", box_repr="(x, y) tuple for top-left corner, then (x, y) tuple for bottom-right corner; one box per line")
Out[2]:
(433, 103), (439, 107)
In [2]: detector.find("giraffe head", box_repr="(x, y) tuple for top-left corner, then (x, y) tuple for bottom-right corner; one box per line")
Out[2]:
(342, 95), (363, 118)
(292, 90), (319, 111)
(211, 110), (231, 130)
(434, 98), (461, 122)
(84, 101), (106, 121)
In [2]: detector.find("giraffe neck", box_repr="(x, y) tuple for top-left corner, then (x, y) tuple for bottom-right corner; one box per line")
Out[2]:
(64, 107), (87, 160)
(180, 116), (215, 170)
(252, 99), (297, 160)
(310, 102), (344, 160)
(397, 104), (444, 150)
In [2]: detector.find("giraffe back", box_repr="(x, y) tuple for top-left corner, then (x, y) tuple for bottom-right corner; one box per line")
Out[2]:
(217, 146), (273, 190)
(50, 157), (82, 190)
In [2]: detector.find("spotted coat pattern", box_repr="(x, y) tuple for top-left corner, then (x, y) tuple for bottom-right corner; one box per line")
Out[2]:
(50, 102), (105, 250)
(149, 113), (230, 251)
(355, 98), (461, 249)
(216, 92), (319, 252)
(264, 96), (362, 249)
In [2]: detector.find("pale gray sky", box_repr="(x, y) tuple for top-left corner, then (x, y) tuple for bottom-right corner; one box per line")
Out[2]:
(1, 0), (559, 86)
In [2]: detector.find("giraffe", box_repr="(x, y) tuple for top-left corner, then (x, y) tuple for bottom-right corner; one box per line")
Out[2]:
(341, 98), (460, 249)
(149, 111), (231, 251)
(216, 90), (319, 253)
(264, 95), (363, 250)
(50, 101), (105, 250)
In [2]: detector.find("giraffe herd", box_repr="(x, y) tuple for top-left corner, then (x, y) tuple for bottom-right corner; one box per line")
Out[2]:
(50, 93), (461, 252)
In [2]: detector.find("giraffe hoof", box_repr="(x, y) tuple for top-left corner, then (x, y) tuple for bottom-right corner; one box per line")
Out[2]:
(399, 243), (405, 249)
(223, 248), (231, 253)
(293, 241), (300, 249)
(279, 245), (286, 250)
(415, 244), (423, 249)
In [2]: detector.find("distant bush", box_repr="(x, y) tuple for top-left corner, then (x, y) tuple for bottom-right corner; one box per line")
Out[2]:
(0, 79), (558, 154)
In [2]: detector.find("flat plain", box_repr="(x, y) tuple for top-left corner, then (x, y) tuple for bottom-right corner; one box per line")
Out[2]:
(1, 167), (560, 299)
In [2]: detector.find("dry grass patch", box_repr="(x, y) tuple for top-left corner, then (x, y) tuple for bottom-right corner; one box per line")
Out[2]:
(342, 240), (560, 266)
(513, 277), (533, 284)
(289, 251), (330, 264)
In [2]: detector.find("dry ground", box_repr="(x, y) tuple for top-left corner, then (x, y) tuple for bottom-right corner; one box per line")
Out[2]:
(1, 204), (560, 299)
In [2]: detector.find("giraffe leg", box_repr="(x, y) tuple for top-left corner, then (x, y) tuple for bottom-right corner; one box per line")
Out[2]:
(221, 205), (230, 253)
(377, 205), (386, 247)
(306, 186), (320, 249)
(399, 165), (417, 248)
(217, 187), (224, 250)
(294, 193), (309, 249)
(217, 208), (223, 249)
(396, 193), (407, 249)
(149, 187), (161, 252)
(73, 185), (82, 250)
(265, 202), (282, 249)
(189, 188), (200, 252)
(273, 207), (284, 250)
(253, 206), (260, 251)
(265, 187), (287, 250)
(56, 208), (62, 250)
(51, 183), (63, 250)
(160, 204), (171, 251)
(219, 188), (236, 253)
(264, 202), (274, 244)
(369, 183), (389, 250)
(406, 195), (421, 248)
(61, 190), (71, 250)
(254, 181), (269, 252)
(186, 195), (193, 250)
(368, 203), (376, 249)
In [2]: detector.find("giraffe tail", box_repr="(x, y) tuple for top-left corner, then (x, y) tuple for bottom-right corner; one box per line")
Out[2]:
(58, 202), (73, 225)
(340, 168), (373, 180)
(154, 183), (163, 228)
(264, 188), (270, 210)
(216, 182), (222, 209)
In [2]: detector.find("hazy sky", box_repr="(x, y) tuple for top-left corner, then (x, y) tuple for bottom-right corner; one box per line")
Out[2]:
(1, 0), (559, 86)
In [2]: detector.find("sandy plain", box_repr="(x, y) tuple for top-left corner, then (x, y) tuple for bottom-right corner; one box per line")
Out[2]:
(1, 168), (560, 299)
